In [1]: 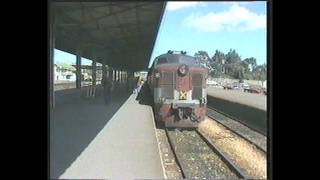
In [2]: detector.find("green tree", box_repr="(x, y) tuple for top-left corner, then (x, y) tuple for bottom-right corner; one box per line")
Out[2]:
(194, 50), (211, 69)
(225, 49), (241, 64)
(211, 50), (226, 76)
(224, 49), (241, 76)
(253, 63), (267, 81)
(243, 57), (257, 72)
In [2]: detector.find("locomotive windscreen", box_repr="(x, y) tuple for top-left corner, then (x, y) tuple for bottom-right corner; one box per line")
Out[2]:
(192, 73), (203, 86)
(192, 73), (203, 99)
(160, 72), (175, 99)
(161, 71), (175, 85)
(160, 85), (174, 99)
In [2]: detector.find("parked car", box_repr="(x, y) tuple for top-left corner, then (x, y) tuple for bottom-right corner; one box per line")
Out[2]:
(240, 82), (249, 89)
(206, 79), (218, 86)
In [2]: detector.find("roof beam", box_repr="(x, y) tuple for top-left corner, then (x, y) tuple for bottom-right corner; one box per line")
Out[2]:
(80, 2), (150, 24)
(57, 22), (153, 32)
(56, 6), (123, 54)
(109, 4), (131, 45)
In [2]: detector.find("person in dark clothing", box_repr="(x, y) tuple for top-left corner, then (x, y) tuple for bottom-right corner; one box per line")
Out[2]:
(136, 81), (153, 106)
(102, 74), (112, 104)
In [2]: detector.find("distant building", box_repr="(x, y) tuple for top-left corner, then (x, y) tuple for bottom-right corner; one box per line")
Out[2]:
(54, 63), (103, 84)
(71, 64), (103, 83)
(54, 64), (76, 81)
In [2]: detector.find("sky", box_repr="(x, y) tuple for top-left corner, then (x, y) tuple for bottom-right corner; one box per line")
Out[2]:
(149, 1), (267, 67)
(54, 1), (267, 68)
(54, 49), (92, 65)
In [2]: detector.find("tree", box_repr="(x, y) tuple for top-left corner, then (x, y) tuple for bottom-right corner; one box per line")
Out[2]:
(194, 50), (211, 70)
(211, 50), (225, 64)
(56, 62), (76, 72)
(224, 49), (241, 76)
(194, 48), (266, 81)
(243, 57), (257, 72)
(225, 49), (241, 64)
(211, 50), (226, 76)
(252, 63), (267, 81)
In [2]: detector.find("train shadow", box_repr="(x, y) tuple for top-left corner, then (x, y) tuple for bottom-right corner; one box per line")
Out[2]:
(136, 83), (154, 106)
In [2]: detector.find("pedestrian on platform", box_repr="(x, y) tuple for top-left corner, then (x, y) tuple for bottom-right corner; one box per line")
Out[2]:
(102, 74), (112, 104)
(138, 80), (144, 93)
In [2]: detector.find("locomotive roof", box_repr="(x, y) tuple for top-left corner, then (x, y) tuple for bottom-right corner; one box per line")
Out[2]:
(154, 53), (200, 67)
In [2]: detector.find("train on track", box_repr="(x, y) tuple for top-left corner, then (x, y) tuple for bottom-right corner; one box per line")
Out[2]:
(147, 50), (208, 128)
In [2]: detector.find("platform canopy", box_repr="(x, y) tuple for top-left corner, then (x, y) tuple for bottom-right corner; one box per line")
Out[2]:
(51, 1), (166, 71)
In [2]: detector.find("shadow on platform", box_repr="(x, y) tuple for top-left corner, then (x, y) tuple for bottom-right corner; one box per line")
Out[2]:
(50, 91), (130, 178)
(136, 83), (154, 107)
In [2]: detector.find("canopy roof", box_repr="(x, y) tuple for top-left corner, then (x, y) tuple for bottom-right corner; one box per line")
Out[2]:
(51, 1), (166, 71)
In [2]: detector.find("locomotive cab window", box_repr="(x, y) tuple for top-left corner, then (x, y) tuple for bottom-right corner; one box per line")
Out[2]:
(157, 57), (168, 65)
(160, 71), (175, 85)
(192, 73), (204, 87)
(192, 73), (204, 99)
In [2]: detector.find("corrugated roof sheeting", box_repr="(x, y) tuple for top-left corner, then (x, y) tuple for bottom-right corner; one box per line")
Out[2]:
(52, 2), (166, 71)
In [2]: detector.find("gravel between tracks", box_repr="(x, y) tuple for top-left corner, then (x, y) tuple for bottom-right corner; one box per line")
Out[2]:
(207, 108), (267, 152)
(167, 130), (238, 179)
(199, 118), (267, 179)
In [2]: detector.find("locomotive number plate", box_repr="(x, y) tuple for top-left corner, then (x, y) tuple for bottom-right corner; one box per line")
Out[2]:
(179, 91), (187, 100)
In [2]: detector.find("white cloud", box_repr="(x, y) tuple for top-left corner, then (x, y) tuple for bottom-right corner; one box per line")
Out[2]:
(166, 1), (206, 11)
(183, 4), (266, 32)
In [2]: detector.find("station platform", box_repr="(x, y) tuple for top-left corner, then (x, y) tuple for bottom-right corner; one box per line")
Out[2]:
(206, 87), (267, 134)
(207, 87), (266, 111)
(50, 92), (164, 179)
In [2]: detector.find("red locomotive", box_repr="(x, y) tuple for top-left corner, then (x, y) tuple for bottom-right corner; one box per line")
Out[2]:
(147, 51), (208, 128)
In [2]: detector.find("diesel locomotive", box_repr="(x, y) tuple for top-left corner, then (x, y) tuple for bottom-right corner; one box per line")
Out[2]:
(147, 50), (208, 128)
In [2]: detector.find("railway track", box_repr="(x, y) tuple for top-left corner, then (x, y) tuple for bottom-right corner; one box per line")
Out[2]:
(207, 106), (267, 153)
(165, 128), (250, 179)
(207, 105), (266, 136)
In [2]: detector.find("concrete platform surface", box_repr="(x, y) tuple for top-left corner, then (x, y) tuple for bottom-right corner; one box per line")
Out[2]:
(50, 92), (130, 178)
(207, 87), (266, 111)
(59, 94), (165, 179)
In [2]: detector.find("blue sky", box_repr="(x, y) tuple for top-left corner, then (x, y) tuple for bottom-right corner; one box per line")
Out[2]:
(54, 49), (92, 65)
(150, 1), (267, 66)
(54, 1), (267, 68)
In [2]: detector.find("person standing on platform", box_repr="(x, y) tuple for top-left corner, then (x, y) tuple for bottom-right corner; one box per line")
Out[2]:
(110, 78), (114, 98)
(134, 76), (140, 94)
(102, 74), (112, 104)
(138, 80), (144, 93)
(129, 77), (135, 94)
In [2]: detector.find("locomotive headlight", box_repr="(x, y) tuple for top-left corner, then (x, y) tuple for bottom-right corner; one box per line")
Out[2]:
(178, 64), (189, 76)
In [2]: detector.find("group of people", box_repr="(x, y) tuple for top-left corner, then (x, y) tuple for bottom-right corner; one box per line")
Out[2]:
(101, 73), (145, 105)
